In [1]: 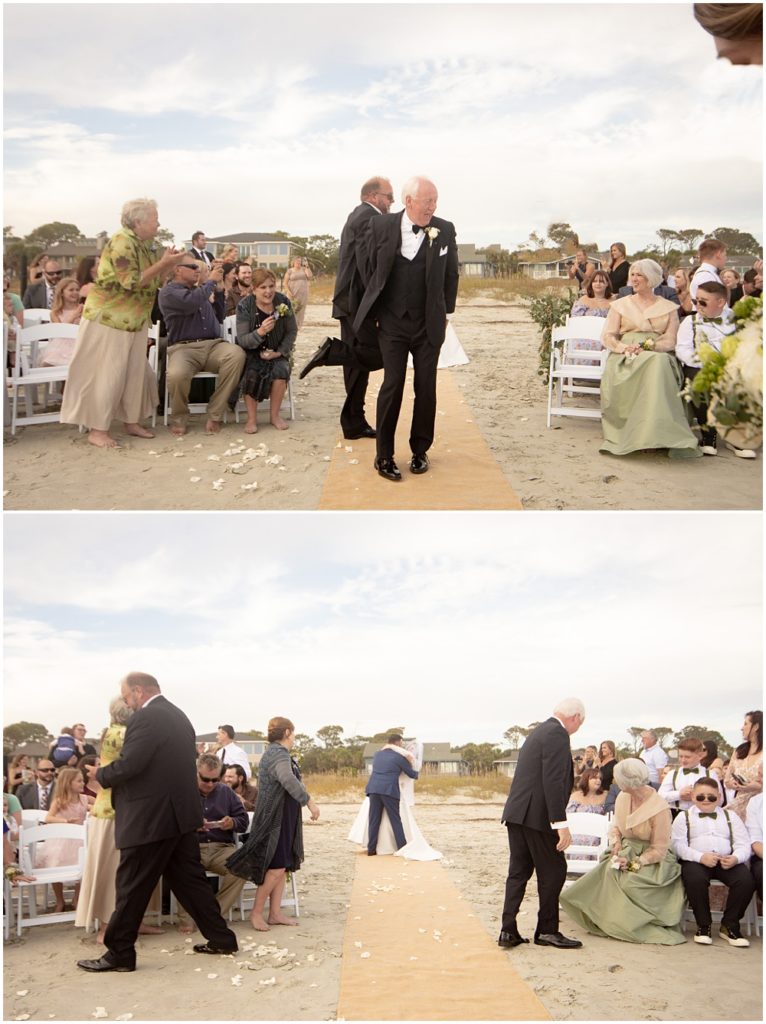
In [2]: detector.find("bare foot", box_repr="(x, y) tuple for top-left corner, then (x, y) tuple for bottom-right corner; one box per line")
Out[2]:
(169, 423), (187, 437)
(138, 923), (164, 935)
(205, 419), (222, 435)
(53, 903), (65, 914)
(124, 423), (155, 439)
(88, 429), (121, 449)
(271, 416), (289, 431)
(250, 914), (270, 932)
(244, 421), (258, 434)
(96, 927), (106, 943)
(177, 922), (195, 934)
(267, 914), (298, 927)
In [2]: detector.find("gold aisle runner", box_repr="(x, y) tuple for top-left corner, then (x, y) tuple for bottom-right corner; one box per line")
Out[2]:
(337, 854), (550, 1021)
(318, 369), (523, 510)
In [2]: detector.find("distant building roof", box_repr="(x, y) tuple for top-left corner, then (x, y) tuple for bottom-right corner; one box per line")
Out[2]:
(457, 244), (486, 263)
(207, 233), (289, 243)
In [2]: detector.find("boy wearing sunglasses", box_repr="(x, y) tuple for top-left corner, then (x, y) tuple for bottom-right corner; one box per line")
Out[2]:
(672, 777), (755, 946)
(676, 280), (737, 456)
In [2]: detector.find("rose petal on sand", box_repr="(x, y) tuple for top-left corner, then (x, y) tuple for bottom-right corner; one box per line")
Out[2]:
(172, 452), (184, 457)
(207, 974), (218, 980)
(207, 454), (220, 461)
(409, 956), (418, 961)
(360, 952), (371, 959)
(92, 1010), (108, 1020)
(184, 949), (194, 955)
(231, 975), (243, 987)
(189, 477), (201, 483)
(212, 479), (224, 491)
(193, 444), (202, 449)
(323, 455), (331, 461)
(290, 489), (300, 494)
(345, 446), (353, 453)
(15, 1016), (30, 1021)
(348, 459), (359, 464)
(259, 977), (276, 986)
(16, 991), (29, 997)
(418, 928), (427, 934)
(115, 1015), (134, 1021)
(240, 482), (258, 491)
(335, 442), (342, 449)
(353, 941), (363, 949)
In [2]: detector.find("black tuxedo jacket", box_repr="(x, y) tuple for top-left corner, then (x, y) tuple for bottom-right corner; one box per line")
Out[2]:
(22, 280), (50, 310)
(189, 247), (214, 265)
(353, 211), (459, 347)
(502, 717), (574, 831)
(16, 781), (54, 810)
(97, 694), (203, 849)
(331, 202), (379, 321)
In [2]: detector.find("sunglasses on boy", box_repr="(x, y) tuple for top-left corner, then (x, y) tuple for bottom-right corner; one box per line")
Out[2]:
(693, 793), (718, 803)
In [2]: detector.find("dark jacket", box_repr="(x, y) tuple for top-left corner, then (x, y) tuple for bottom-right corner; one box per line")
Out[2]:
(22, 280), (51, 310)
(353, 211), (459, 348)
(366, 747), (419, 799)
(158, 280), (225, 343)
(96, 694), (202, 849)
(502, 717), (574, 831)
(15, 780), (54, 810)
(618, 284), (680, 304)
(235, 292), (297, 358)
(332, 201), (379, 321)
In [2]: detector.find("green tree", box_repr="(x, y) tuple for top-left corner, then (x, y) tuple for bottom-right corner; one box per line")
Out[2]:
(25, 221), (84, 248)
(503, 725), (526, 750)
(291, 732), (314, 758)
(547, 222), (578, 249)
(674, 228), (704, 254)
(4, 721), (51, 755)
(154, 227), (175, 246)
(708, 227), (761, 256)
(650, 727), (674, 750)
(656, 229), (680, 257)
(288, 234), (340, 274)
(672, 725), (732, 756)
(316, 724), (344, 748)
(626, 726), (647, 753)
(458, 742), (502, 775)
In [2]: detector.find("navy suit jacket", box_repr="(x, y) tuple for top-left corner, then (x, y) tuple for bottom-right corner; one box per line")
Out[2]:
(366, 747), (419, 799)
(502, 717), (574, 831)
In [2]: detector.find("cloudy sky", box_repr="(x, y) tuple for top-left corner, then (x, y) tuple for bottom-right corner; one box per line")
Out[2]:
(4, 512), (762, 751)
(3, 3), (763, 253)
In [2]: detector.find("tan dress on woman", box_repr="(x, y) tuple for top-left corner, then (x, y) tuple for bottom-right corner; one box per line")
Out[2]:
(600, 295), (701, 458)
(282, 267), (310, 329)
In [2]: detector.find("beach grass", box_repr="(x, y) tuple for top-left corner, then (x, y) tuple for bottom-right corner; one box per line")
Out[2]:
(307, 274), (571, 307)
(303, 772), (509, 801)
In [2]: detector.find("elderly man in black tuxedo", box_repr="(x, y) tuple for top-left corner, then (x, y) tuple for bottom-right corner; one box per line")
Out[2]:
(300, 176), (394, 439)
(77, 672), (238, 973)
(353, 176), (459, 481)
(499, 698), (586, 950)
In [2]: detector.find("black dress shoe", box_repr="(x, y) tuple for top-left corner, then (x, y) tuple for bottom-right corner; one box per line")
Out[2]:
(410, 453), (429, 474)
(77, 954), (135, 972)
(498, 930), (528, 948)
(367, 850), (377, 856)
(193, 942), (238, 955)
(374, 456), (402, 481)
(299, 338), (332, 379)
(345, 426), (377, 440)
(534, 932), (582, 949)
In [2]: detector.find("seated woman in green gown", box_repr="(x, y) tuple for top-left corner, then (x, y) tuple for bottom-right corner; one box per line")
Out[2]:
(600, 259), (701, 459)
(560, 758), (686, 945)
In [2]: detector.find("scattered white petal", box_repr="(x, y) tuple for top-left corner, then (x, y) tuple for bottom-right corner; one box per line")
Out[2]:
(348, 458), (359, 464)
(278, 465), (286, 471)
(160, 948), (169, 953)
(309, 983), (317, 988)
(147, 450), (157, 456)
(172, 452), (184, 457)
(185, 938), (193, 943)
(212, 479), (224, 491)
(15, 1016), (30, 1022)
(189, 476), (201, 483)
(520, 416), (529, 422)
(335, 442), (342, 448)
(193, 443), (202, 449)
(290, 488), (300, 494)
(345, 446), (353, 453)
(16, 992), (29, 998)
(409, 956), (418, 961)
(264, 454), (282, 465)
(259, 977), (276, 986)
(437, 905), (447, 911)
(207, 454), (221, 461)
(360, 951), (371, 959)
(418, 928), (427, 934)
(240, 482), (258, 492)
(323, 455), (331, 461)
(115, 1015), (133, 1021)
(194, 968), (201, 972)
(230, 975), (243, 987)
(306, 954), (316, 962)
(92, 1010), (108, 1020)
(184, 949), (194, 955)
(207, 973), (218, 980)
(353, 941), (363, 949)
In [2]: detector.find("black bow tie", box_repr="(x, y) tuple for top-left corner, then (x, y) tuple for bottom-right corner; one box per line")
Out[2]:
(699, 812), (717, 819)
(412, 224), (431, 234)
(682, 767), (697, 774)
(701, 316), (723, 324)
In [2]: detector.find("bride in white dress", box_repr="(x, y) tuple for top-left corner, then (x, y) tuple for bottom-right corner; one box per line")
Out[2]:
(347, 740), (442, 861)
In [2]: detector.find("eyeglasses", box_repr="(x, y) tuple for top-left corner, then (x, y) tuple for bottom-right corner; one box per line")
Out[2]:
(693, 794), (718, 803)
(376, 192), (394, 201)
(198, 774), (219, 784)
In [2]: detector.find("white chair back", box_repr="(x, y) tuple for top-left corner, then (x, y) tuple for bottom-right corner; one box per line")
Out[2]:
(22, 307), (52, 326)
(563, 812), (610, 879)
(20, 809), (48, 828)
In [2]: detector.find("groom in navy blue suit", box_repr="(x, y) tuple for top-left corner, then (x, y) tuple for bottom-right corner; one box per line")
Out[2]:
(366, 734), (419, 854)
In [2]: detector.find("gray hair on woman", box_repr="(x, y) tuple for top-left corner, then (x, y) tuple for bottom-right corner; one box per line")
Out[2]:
(614, 757), (649, 790)
(631, 258), (663, 290)
(109, 694), (133, 726)
(121, 197), (158, 231)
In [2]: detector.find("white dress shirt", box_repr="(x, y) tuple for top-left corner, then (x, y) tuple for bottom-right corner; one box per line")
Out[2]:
(641, 743), (669, 785)
(671, 803), (751, 864)
(746, 792), (763, 846)
(676, 309), (735, 368)
(690, 263), (723, 303)
(659, 764), (720, 811)
(216, 741), (251, 779)
(400, 210), (426, 261)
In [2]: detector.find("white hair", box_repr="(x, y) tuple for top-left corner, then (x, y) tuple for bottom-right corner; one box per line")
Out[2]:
(400, 176), (434, 204)
(553, 697), (585, 719)
(630, 258), (663, 290)
(614, 758), (649, 790)
(109, 695), (133, 726)
(121, 197), (158, 231)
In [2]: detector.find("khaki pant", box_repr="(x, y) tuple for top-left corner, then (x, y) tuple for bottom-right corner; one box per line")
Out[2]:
(176, 842), (246, 926)
(166, 338), (245, 426)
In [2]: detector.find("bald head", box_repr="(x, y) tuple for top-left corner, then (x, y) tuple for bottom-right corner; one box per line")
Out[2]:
(361, 176), (394, 214)
(120, 671), (161, 710)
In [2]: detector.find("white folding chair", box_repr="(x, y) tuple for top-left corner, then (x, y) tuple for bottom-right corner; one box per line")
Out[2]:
(162, 319), (240, 426)
(22, 308), (52, 327)
(11, 823), (86, 933)
(235, 811), (299, 920)
(547, 316), (608, 427)
(7, 322), (79, 434)
(562, 812), (610, 883)
(21, 809), (49, 828)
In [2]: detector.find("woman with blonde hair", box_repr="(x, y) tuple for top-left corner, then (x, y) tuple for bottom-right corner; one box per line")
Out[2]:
(60, 197), (187, 448)
(282, 255), (313, 329)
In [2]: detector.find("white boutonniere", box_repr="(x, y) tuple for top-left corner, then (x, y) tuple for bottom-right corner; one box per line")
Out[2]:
(274, 303), (292, 320)
(425, 226), (440, 247)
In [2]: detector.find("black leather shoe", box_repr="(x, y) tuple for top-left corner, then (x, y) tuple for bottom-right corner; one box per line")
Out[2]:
(374, 456), (402, 481)
(498, 930), (528, 948)
(193, 942), (238, 955)
(345, 426), (376, 440)
(299, 338), (332, 379)
(410, 453), (429, 474)
(367, 850), (377, 856)
(77, 955), (135, 973)
(534, 932), (582, 949)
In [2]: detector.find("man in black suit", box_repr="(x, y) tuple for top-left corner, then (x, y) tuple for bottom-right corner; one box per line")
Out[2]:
(189, 231), (214, 267)
(15, 759), (55, 810)
(299, 176), (394, 439)
(499, 698), (585, 950)
(353, 176), (459, 481)
(77, 672), (238, 973)
(22, 258), (62, 309)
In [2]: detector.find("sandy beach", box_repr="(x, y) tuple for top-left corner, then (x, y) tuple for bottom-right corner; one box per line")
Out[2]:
(4, 300), (761, 511)
(3, 802), (761, 1022)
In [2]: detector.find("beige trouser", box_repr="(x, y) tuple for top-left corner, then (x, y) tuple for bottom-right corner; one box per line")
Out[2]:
(166, 338), (245, 426)
(176, 842), (246, 926)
